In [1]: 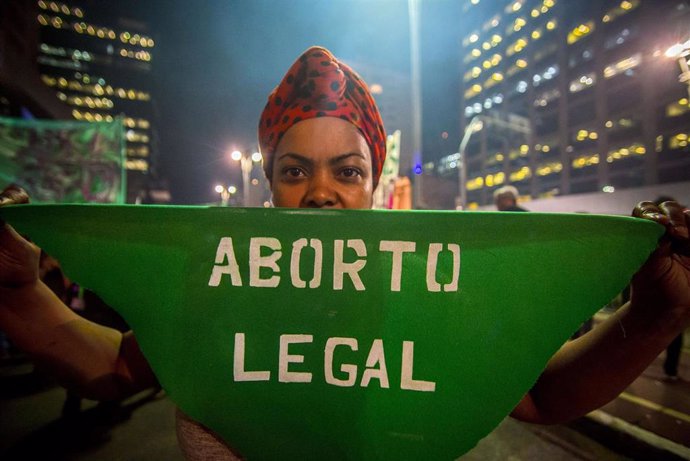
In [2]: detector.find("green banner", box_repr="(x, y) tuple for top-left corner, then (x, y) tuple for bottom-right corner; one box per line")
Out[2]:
(0, 117), (125, 203)
(0, 205), (662, 460)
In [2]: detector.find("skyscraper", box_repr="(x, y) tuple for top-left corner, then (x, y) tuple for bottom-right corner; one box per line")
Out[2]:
(0, 0), (162, 202)
(445, 0), (690, 209)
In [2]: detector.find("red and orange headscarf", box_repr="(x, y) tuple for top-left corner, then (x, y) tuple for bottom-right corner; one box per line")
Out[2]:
(259, 46), (387, 187)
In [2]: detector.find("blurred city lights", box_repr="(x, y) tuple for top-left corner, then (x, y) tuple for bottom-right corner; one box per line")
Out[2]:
(230, 150), (242, 161)
(665, 40), (690, 58)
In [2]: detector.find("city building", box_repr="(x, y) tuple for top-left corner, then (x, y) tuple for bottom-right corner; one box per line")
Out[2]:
(0, 0), (165, 202)
(437, 0), (690, 209)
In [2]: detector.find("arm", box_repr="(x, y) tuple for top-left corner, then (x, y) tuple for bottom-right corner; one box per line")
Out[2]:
(0, 186), (157, 400)
(512, 201), (690, 424)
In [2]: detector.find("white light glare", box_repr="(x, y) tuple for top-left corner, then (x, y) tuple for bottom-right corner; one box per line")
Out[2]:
(230, 150), (242, 161)
(666, 40), (690, 58)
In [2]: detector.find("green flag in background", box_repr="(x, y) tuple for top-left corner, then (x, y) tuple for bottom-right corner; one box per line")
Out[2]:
(0, 205), (662, 460)
(0, 117), (125, 203)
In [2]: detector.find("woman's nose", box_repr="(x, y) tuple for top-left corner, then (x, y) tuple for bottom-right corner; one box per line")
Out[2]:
(303, 173), (338, 208)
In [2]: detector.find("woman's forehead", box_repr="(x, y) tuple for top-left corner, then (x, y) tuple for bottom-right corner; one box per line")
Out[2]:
(275, 117), (372, 160)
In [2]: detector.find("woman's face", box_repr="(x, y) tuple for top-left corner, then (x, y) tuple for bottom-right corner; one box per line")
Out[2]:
(270, 117), (374, 209)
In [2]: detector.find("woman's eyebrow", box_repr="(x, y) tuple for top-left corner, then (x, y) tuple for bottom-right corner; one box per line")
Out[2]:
(276, 152), (367, 165)
(329, 152), (368, 165)
(276, 153), (313, 165)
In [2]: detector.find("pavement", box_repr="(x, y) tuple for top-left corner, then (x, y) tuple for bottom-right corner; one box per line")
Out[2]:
(0, 333), (688, 460)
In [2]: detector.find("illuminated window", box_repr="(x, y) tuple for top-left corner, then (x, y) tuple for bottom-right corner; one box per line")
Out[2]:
(466, 177), (484, 191)
(666, 98), (690, 117)
(606, 143), (646, 162)
(126, 159), (149, 172)
(571, 154), (600, 169)
(506, 37), (529, 57)
(464, 83), (483, 99)
(509, 166), (531, 183)
(569, 73), (596, 93)
(127, 146), (150, 157)
(567, 21), (594, 45)
(505, 1), (523, 14)
(603, 53), (641, 78)
(603, 0), (640, 23)
(536, 162), (562, 176)
(669, 133), (689, 150)
(574, 129), (599, 142)
(513, 17), (527, 32)
(532, 65), (559, 87)
(463, 32), (480, 46)
(126, 130), (150, 143)
(507, 58), (529, 77)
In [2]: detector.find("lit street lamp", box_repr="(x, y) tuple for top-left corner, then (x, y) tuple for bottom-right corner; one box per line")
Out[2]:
(214, 184), (237, 206)
(456, 114), (531, 210)
(230, 150), (263, 206)
(666, 39), (690, 102)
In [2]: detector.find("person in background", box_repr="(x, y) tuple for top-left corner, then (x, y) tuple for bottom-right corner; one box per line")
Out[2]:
(494, 185), (528, 212)
(0, 46), (689, 459)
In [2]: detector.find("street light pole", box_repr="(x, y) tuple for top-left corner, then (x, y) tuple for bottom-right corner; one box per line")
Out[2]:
(240, 156), (252, 207)
(230, 150), (263, 206)
(457, 116), (483, 210)
(408, 0), (423, 209)
(456, 114), (532, 210)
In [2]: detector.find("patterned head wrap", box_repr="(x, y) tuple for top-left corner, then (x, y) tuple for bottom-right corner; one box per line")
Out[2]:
(259, 46), (387, 187)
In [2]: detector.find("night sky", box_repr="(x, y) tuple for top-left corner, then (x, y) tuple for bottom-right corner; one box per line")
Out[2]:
(141, 0), (460, 203)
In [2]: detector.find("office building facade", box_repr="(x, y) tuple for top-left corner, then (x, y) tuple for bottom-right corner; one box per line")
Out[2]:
(443, 0), (690, 209)
(0, 0), (161, 202)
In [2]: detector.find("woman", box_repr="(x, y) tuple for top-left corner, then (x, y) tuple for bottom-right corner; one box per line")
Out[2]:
(1, 46), (689, 459)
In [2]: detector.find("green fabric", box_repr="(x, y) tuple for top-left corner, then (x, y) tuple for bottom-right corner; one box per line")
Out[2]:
(0, 204), (662, 460)
(0, 117), (125, 203)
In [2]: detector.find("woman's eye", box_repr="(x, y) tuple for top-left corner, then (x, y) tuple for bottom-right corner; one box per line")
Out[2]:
(340, 167), (361, 178)
(284, 167), (305, 177)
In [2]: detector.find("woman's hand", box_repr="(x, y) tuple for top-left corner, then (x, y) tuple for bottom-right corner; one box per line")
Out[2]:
(631, 201), (690, 319)
(0, 185), (40, 289)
